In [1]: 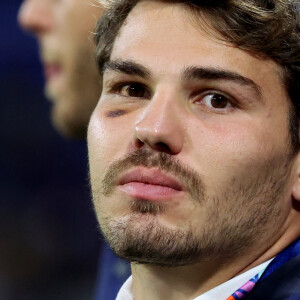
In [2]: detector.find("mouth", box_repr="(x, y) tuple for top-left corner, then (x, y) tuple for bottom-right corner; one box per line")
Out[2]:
(117, 167), (183, 202)
(43, 62), (62, 81)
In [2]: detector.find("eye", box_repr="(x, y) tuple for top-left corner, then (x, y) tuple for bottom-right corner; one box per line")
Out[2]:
(118, 83), (150, 98)
(195, 92), (233, 110)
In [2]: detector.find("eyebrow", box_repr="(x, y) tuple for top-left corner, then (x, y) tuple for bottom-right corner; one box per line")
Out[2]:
(182, 66), (262, 98)
(103, 60), (151, 78)
(103, 59), (262, 98)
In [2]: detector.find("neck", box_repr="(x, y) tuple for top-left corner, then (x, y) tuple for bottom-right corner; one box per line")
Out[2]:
(130, 220), (300, 300)
(131, 260), (237, 300)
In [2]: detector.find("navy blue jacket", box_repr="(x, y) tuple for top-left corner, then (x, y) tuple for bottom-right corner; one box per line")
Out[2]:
(246, 240), (300, 300)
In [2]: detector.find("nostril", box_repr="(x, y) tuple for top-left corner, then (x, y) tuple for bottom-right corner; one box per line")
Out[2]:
(154, 142), (172, 154)
(135, 139), (144, 149)
(134, 136), (173, 154)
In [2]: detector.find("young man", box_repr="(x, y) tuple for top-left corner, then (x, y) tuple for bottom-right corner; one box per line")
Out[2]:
(89, 0), (300, 299)
(18, 0), (130, 298)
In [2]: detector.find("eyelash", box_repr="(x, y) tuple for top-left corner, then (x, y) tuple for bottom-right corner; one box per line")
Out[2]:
(193, 90), (237, 109)
(108, 81), (151, 98)
(107, 81), (238, 111)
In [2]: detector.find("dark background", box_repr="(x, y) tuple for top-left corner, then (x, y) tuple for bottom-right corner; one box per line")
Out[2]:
(0, 0), (101, 299)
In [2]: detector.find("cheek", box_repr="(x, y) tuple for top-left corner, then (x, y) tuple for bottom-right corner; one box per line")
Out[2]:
(88, 106), (135, 170)
(186, 115), (288, 189)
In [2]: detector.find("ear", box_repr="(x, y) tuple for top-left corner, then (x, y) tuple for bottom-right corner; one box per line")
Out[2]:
(292, 153), (300, 202)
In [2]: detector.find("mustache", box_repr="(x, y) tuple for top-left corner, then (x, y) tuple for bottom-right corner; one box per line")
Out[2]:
(39, 43), (60, 63)
(101, 148), (204, 200)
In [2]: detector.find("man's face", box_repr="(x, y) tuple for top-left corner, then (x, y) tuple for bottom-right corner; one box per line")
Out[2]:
(89, 1), (297, 266)
(18, 0), (103, 138)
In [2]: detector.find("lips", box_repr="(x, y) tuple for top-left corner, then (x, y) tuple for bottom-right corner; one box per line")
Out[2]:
(118, 168), (183, 201)
(44, 63), (62, 80)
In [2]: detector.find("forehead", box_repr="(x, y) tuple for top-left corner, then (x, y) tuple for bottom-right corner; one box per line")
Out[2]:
(110, 0), (284, 94)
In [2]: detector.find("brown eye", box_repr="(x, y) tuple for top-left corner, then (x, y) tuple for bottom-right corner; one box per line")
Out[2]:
(119, 84), (149, 98)
(202, 93), (232, 110)
(210, 94), (228, 108)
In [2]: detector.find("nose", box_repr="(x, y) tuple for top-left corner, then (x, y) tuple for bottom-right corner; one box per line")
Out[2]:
(18, 0), (53, 35)
(134, 94), (185, 155)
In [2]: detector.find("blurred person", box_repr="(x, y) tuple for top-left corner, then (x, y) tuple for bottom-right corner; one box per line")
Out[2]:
(89, 0), (300, 299)
(18, 0), (101, 139)
(18, 0), (130, 299)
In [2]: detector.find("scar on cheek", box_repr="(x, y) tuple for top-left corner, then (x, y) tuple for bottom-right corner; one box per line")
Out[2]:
(106, 110), (126, 118)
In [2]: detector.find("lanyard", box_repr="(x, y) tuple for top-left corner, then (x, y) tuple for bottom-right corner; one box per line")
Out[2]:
(227, 237), (300, 300)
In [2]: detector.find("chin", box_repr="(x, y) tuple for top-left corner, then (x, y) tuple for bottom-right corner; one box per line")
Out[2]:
(51, 107), (87, 139)
(98, 211), (198, 266)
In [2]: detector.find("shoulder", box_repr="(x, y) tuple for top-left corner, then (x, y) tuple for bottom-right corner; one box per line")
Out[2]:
(246, 254), (300, 300)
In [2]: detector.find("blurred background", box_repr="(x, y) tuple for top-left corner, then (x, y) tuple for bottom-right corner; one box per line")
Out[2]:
(0, 0), (101, 299)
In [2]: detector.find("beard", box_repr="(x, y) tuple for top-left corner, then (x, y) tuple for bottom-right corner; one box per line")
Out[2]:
(91, 148), (293, 267)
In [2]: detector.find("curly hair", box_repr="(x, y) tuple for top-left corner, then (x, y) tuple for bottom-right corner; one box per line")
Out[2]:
(94, 0), (300, 150)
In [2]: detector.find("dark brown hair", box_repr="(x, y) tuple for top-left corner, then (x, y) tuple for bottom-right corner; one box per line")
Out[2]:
(95, 0), (300, 150)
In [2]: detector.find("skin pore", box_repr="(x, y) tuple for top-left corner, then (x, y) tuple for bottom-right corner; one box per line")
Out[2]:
(88, 1), (300, 299)
(18, 0), (104, 138)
